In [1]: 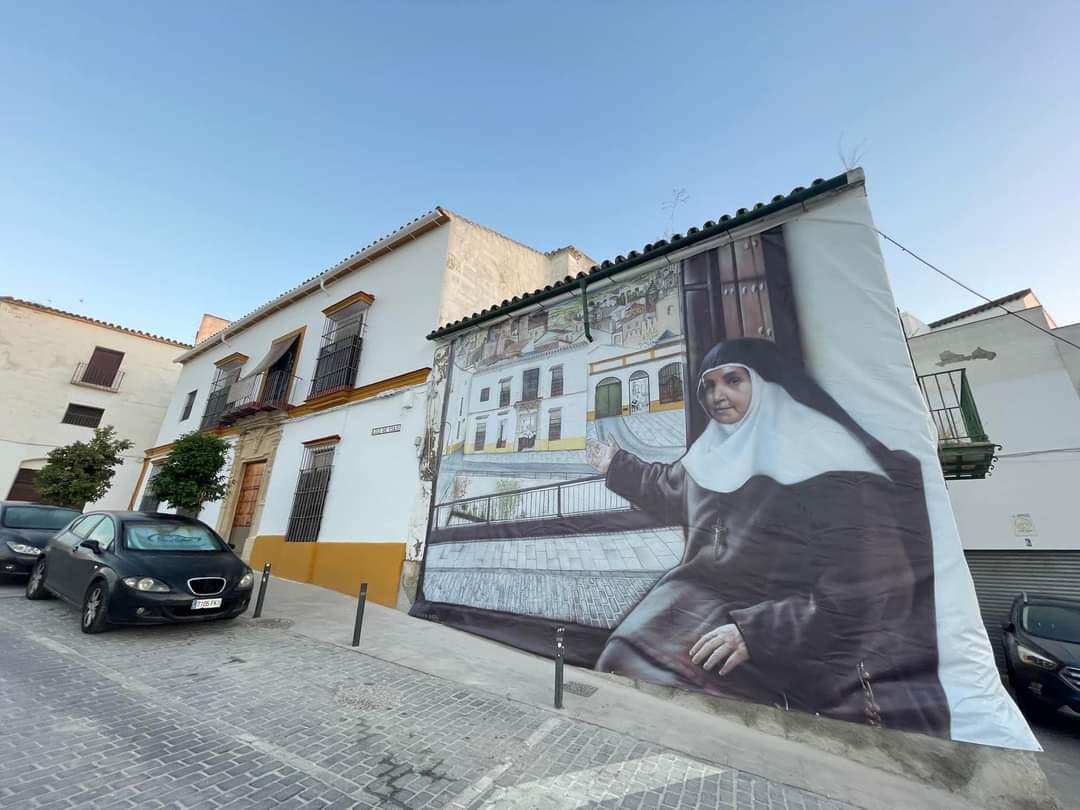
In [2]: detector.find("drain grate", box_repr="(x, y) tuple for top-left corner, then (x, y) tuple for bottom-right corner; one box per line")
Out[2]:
(563, 680), (599, 697)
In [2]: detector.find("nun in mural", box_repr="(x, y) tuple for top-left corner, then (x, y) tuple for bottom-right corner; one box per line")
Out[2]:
(586, 338), (950, 735)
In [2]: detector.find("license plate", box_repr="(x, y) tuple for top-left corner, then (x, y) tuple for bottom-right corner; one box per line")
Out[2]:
(191, 598), (223, 610)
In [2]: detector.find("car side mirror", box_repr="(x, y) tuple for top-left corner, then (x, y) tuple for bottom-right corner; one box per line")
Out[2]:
(80, 539), (102, 555)
(1002, 621), (1016, 633)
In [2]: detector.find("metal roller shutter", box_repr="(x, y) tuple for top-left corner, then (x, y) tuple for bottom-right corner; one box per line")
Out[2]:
(964, 550), (1080, 672)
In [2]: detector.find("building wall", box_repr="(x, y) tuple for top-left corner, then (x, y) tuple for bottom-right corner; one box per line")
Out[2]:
(907, 308), (1080, 551)
(0, 300), (183, 509)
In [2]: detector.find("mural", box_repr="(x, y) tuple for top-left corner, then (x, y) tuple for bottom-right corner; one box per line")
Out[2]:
(412, 212), (1037, 749)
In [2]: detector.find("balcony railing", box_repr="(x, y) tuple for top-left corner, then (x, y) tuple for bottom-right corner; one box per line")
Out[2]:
(918, 368), (995, 479)
(200, 369), (301, 430)
(71, 362), (124, 392)
(434, 476), (631, 528)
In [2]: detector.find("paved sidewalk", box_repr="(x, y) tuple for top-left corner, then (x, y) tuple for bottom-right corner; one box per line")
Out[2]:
(1, 584), (851, 809)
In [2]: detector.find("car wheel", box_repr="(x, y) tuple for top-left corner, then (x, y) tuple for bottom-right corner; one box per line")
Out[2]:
(80, 581), (110, 634)
(25, 559), (52, 600)
(1017, 690), (1059, 720)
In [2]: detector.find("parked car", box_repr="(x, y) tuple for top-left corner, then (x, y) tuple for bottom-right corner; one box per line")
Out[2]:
(1002, 592), (1080, 715)
(0, 501), (82, 580)
(25, 511), (254, 633)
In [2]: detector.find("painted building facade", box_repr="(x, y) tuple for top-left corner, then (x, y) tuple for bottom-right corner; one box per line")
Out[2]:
(0, 297), (188, 509)
(136, 209), (593, 607)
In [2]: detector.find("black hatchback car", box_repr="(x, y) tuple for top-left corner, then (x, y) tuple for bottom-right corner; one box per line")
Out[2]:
(0, 501), (83, 579)
(1002, 592), (1080, 715)
(25, 511), (255, 633)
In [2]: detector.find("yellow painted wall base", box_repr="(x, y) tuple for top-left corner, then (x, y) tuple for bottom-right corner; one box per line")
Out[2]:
(249, 535), (405, 608)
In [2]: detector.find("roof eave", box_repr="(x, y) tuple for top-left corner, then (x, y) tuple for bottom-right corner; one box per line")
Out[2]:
(426, 169), (861, 341)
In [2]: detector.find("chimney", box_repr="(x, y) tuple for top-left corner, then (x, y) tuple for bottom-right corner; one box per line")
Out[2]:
(196, 314), (230, 345)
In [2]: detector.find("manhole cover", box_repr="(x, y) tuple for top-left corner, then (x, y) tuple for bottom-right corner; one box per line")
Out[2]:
(563, 681), (599, 697)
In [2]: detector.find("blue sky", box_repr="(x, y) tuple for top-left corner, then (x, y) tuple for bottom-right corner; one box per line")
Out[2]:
(2, 2), (1077, 344)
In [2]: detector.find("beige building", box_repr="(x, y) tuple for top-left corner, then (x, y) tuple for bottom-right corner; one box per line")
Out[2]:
(134, 209), (592, 607)
(0, 297), (190, 508)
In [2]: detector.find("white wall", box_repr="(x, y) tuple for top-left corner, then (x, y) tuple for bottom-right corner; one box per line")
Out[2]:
(908, 309), (1080, 551)
(259, 387), (426, 541)
(0, 301), (183, 509)
(151, 225), (452, 451)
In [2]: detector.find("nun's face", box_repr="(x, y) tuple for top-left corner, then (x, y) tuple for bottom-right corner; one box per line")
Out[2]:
(701, 365), (752, 424)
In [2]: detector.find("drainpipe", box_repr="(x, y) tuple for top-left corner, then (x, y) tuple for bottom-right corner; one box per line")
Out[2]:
(579, 278), (593, 343)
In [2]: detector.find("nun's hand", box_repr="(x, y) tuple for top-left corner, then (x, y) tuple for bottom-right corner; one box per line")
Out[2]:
(690, 624), (749, 676)
(586, 437), (620, 474)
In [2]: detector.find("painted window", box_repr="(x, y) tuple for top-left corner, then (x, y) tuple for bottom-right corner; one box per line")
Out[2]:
(480, 387), (490, 403)
(595, 378), (622, 418)
(659, 363), (684, 403)
(548, 409), (562, 442)
(139, 465), (162, 512)
(550, 366), (564, 397)
(496, 419), (507, 449)
(522, 368), (540, 402)
(286, 444), (336, 542)
(499, 379), (511, 407)
(77, 347), (124, 389)
(474, 419), (488, 451)
(310, 300), (366, 398)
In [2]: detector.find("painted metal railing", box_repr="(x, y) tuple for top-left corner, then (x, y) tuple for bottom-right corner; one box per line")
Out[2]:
(434, 475), (631, 528)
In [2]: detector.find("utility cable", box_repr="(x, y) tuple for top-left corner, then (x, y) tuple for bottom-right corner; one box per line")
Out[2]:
(875, 229), (1080, 353)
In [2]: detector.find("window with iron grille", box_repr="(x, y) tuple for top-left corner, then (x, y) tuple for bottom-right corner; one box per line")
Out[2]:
(521, 368), (539, 402)
(139, 465), (161, 512)
(286, 444), (336, 542)
(473, 419), (487, 451)
(201, 361), (243, 429)
(499, 379), (510, 407)
(480, 387), (490, 402)
(549, 366), (563, 397)
(309, 302), (365, 398)
(180, 390), (197, 421)
(658, 363), (684, 403)
(548, 408), (562, 442)
(61, 404), (104, 428)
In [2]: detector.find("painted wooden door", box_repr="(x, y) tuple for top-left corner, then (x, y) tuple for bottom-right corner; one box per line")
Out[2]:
(595, 378), (623, 418)
(229, 461), (266, 550)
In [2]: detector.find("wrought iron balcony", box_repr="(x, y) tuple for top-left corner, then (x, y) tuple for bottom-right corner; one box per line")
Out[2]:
(71, 361), (124, 392)
(200, 370), (301, 430)
(918, 368), (996, 480)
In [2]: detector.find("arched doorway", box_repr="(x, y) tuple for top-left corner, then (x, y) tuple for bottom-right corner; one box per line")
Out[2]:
(629, 370), (650, 414)
(595, 377), (623, 418)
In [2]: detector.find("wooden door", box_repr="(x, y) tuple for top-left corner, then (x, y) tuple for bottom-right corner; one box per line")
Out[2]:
(595, 378), (622, 418)
(229, 461), (266, 551)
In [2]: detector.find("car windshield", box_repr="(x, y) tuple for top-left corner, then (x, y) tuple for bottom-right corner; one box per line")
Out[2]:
(2, 505), (81, 531)
(1022, 605), (1080, 644)
(124, 522), (225, 552)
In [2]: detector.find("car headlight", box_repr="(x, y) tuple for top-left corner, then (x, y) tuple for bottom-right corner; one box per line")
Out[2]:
(122, 576), (170, 593)
(238, 571), (254, 589)
(1017, 643), (1058, 671)
(5, 541), (42, 556)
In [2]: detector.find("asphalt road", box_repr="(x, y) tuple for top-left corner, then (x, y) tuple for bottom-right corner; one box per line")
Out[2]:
(1025, 705), (1080, 809)
(0, 580), (850, 810)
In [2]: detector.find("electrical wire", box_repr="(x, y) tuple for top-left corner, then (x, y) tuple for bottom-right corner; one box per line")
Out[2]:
(875, 229), (1080, 354)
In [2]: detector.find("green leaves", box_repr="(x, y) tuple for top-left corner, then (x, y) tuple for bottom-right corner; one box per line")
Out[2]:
(148, 431), (230, 514)
(35, 426), (135, 509)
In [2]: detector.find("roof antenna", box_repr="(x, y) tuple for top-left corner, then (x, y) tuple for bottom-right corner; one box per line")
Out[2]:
(661, 188), (689, 240)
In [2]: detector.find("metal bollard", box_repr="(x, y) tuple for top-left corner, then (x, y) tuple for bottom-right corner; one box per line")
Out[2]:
(252, 562), (272, 618)
(351, 582), (368, 647)
(554, 626), (565, 709)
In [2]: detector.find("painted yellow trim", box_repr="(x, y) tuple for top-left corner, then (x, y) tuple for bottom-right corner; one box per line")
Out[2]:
(215, 351), (250, 368)
(248, 536), (405, 608)
(257, 326), (306, 403)
(128, 459), (151, 510)
(302, 434), (342, 447)
(322, 290), (375, 316)
(143, 441), (175, 458)
(650, 399), (685, 412)
(586, 410), (595, 421)
(535, 436), (586, 451)
(290, 367), (431, 418)
(444, 441), (465, 454)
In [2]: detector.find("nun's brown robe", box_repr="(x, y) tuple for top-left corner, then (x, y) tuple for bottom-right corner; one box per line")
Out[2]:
(595, 450), (950, 736)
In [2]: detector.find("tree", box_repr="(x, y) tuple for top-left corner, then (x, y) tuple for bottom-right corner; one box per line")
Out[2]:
(149, 431), (230, 515)
(35, 426), (134, 508)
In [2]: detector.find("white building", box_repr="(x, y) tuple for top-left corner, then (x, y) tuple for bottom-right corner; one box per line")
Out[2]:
(904, 289), (1080, 666)
(0, 297), (189, 509)
(135, 209), (592, 608)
